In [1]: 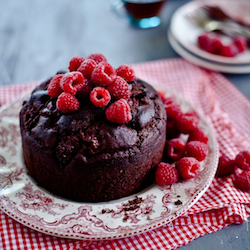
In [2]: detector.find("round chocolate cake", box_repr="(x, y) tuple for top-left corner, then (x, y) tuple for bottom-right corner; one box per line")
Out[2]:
(20, 55), (167, 202)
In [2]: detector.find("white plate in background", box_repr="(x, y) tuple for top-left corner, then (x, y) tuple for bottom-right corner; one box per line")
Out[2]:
(168, 29), (250, 74)
(169, 0), (250, 66)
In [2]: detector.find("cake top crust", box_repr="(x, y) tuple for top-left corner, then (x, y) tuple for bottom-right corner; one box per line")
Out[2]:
(20, 76), (166, 166)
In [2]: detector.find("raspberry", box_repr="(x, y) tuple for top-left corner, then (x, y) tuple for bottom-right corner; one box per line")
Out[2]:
(216, 155), (235, 177)
(198, 33), (223, 54)
(175, 112), (199, 134)
(155, 162), (179, 186)
(107, 76), (131, 100)
(188, 127), (209, 143)
(69, 55), (85, 72)
(87, 53), (107, 64)
(56, 92), (80, 113)
(157, 90), (167, 103)
(77, 79), (93, 98)
(90, 87), (111, 107)
(197, 32), (247, 57)
(234, 36), (248, 52)
(197, 33), (211, 49)
(105, 99), (132, 124)
(163, 97), (181, 120)
(47, 74), (63, 98)
(186, 110), (199, 120)
(234, 169), (250, 191)
(185, 141), (208, 161)
(60, 72), (85, 96)
(77, 59), (97, 79)
(235, 151), (250, 171)
(91, 62), (116, 86)
(166, 119), (180, 139)
(206, 37), (223, 54)
(176, 157), (200, 179)
(221, 44), (239, 57)
(116, 64), (135, 82)
(165, 138), (185, 160)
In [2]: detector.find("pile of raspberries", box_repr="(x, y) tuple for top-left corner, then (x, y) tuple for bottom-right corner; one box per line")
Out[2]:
(197, 32), (248, 57)
(47, 53), (135, 124)
(155, 92), (250, 192)
(155, 94), (208, 186)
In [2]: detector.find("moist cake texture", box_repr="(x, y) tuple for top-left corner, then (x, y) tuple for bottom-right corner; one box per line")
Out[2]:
(20, 59), (166, 202)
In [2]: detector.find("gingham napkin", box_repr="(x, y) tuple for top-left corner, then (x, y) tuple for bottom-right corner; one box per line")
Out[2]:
(1, 58), (250, 250)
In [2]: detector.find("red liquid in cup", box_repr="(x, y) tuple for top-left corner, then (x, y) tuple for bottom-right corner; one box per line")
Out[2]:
(124, 0), (166, 19)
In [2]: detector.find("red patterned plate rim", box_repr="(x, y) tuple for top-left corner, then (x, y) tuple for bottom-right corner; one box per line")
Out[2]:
(0, 85), (219, 240)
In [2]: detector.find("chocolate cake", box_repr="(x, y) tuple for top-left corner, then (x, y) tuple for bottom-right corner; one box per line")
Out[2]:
(19, 54), (167, 202)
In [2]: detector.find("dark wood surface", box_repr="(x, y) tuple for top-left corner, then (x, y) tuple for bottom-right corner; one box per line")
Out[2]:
(1, 0), (250, 249)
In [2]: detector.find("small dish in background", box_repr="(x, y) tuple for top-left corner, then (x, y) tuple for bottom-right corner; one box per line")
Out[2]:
(169, 0), (250, 67)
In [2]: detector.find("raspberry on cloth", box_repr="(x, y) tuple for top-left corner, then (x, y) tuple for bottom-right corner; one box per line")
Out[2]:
(1, 58), (250, 250)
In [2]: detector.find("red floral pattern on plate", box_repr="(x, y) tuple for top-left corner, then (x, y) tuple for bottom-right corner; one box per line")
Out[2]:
(0, 87), (219, 240)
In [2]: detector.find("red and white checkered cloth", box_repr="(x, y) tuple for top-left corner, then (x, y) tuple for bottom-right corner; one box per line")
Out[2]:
(1, 58), (250, 250)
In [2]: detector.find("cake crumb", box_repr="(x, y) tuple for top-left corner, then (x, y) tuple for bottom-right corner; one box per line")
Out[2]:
(174, 200), (182, 205)
(101, 208), (114, 214)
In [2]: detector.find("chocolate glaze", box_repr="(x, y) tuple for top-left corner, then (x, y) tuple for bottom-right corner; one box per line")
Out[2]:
(20, 77), (167, 202)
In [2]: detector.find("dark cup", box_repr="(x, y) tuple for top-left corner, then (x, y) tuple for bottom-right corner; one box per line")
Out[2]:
(112, 0), (167, 29)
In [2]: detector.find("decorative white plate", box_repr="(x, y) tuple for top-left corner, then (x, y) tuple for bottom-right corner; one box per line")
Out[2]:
(168, 29), (250, 74)
(170, 0), (250, 66)
(0, 87), (219, 240)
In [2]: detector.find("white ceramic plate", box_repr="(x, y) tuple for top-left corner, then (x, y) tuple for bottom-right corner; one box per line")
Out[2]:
(0, 88), (219, 240)
(170, 0), (250, 66)
(168, 29), (250, 74)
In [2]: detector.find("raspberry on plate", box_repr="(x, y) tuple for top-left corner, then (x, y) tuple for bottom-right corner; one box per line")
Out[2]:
(105, 98), (132, 124)
(234, 169), (250, 191)
(221, 44), (239, 57)
(155, 162), (179, 186)
(166, 119), (180, 139)
(235, 151), (250, 171)
(197, 32), (247, 58)
(198, 33), (211, 49)
(215, 154), (235, 177)
(116, 64), (135, 82)
(60, 72), (85, 96)
(198, 32), (223, 54)
(185, 141), (208, 161)
(56, 92), (80, 113)
(47, 74), (63, 98)
(233, 36), (248, 52)
(87, 53), (107, 64)
(90, 87), (111, 107)
(176, 157), (200, 179)
(91, 62), (116, 86)
(163, 97), (181, 120)
(157, 90), (167, 103)
(206, 37), (223, 55)
(175, 112), (199, 134)
(165, 138), (185, 161)
(69, 55), (85, 72)
(107, 76), (131, 100)
(77, 59), (97, 79)
(188, 127), (209, 143)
